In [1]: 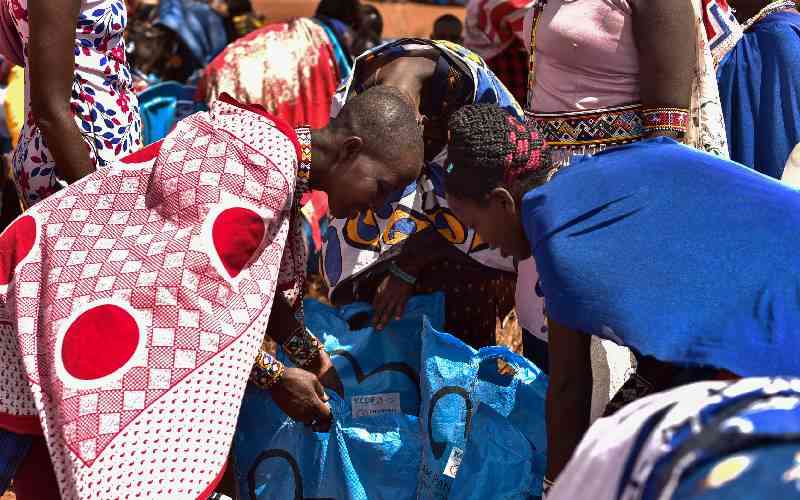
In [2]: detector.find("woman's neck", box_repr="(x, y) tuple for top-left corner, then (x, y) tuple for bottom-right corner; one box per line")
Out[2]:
(308, 128), (336, 191)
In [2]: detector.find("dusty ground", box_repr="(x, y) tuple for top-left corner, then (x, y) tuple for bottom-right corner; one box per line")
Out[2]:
(252, 0), (465, 39)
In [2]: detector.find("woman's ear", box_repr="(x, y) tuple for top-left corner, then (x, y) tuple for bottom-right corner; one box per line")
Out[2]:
(338, 135), (364, 166)
(489, 187), (518, 216)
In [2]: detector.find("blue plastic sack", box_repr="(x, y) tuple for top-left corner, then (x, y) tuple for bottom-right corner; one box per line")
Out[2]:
(418, 321), (548, 499)
(305, 296), (445, 416)
(235, 294), (445, 500)
(138, 81), (208, 145)
(235, 294), (548, 499)
(235, 387), (421, 500)
(449, 405), (537, 500)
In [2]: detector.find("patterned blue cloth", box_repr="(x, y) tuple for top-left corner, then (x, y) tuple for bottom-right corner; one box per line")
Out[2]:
(717, 11), (800, 179)
(645, 379), (800, 499)
(523, 137), (800, 376)
(158, 0), (228, 67)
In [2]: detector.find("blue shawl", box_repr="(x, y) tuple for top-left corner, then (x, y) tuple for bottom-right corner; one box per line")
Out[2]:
(522, 138), (800, 376)
(314, 17), (353, 79)
(717, 11), (800, 179)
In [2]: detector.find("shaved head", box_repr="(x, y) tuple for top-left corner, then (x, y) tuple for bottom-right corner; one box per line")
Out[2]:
(323, 86), (424, 218)
(331, 86), (424, 182)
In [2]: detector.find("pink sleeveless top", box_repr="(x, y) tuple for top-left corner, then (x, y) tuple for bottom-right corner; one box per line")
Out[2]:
(524, 0), (640, 113)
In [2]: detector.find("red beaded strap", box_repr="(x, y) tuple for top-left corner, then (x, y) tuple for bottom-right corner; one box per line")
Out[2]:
(642, 107), (689, 135)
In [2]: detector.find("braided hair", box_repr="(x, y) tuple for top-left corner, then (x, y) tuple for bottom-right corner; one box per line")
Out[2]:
(445, 104), (551, 203)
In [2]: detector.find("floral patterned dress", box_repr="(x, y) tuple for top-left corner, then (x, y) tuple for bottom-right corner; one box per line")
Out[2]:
(6, 0), (142, 207)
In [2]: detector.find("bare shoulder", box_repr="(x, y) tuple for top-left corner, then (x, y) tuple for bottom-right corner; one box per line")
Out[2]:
(629, 0), (693, 18)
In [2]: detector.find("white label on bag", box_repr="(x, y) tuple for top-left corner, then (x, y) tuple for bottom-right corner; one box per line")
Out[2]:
(443, 447), (464, 478)
(351, 393), (402, 418)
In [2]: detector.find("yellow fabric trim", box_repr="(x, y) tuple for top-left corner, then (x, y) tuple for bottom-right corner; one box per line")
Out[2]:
(6, 66), (25, 150)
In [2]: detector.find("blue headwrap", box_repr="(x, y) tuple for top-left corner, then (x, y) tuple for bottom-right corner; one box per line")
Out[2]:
(315, 16), (353, 77)
(157, 0), (228, 67)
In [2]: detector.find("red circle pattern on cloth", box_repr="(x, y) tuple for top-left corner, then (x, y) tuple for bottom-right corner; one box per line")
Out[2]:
(0, 97), (305, 499)
(212, 207), (267, 279)
(61, 304), (140, 381)
(0, 215), (36, 285)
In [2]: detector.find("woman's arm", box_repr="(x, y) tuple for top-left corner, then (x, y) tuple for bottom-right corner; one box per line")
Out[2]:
(28, 0), (95, 183)
(545, 318), (592, 482)
(360, 52), (437, 113)
(265, 293), (344, 396)
(631, 0), (697, 141)
(371, 227), (453, 330)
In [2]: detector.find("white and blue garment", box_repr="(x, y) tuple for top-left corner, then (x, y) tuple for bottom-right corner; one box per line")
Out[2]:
(550, 378), (800, 500)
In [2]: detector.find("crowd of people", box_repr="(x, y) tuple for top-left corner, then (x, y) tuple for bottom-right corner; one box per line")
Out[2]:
(0, 0), (796, 498)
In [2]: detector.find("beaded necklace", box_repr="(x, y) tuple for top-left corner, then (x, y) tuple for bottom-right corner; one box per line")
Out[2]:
(743, 0), (798, 30)
(294, 126), (312, 198)
(525, 0), (549, 110)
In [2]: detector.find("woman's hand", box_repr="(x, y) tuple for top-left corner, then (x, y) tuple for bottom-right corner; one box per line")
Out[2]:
(271, 367), (333, 432)
(372, 272), (415, 330)
(306, 349), (345, 397)
(369, 229), (457, 332)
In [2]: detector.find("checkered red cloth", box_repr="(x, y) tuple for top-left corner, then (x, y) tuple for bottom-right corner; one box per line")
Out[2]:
(486, 39), (530, 107)
(0, 96), (303, 499)
(464, 0), (534, 60)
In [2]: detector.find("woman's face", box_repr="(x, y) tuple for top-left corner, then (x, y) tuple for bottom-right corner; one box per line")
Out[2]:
(446, 191), (532, 260)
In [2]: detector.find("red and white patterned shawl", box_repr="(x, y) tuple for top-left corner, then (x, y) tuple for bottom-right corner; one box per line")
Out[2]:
(464, 0), (534, 60)
(0, 96), (305, 499)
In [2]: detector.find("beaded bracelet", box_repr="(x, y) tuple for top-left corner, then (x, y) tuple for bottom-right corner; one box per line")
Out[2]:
(388, 261), (417, 286)
(283, 327), (324, 368)
(642, 107), (689, 135)
(250, 350), (286, 389)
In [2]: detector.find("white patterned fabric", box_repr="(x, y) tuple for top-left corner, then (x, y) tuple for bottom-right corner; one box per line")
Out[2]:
(687, 0), (735, 159)
(0, 97), (301, 499)
(549, 378), (800, 500)
(464, 0), (534, 60)
(700, 0), (743, 67)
